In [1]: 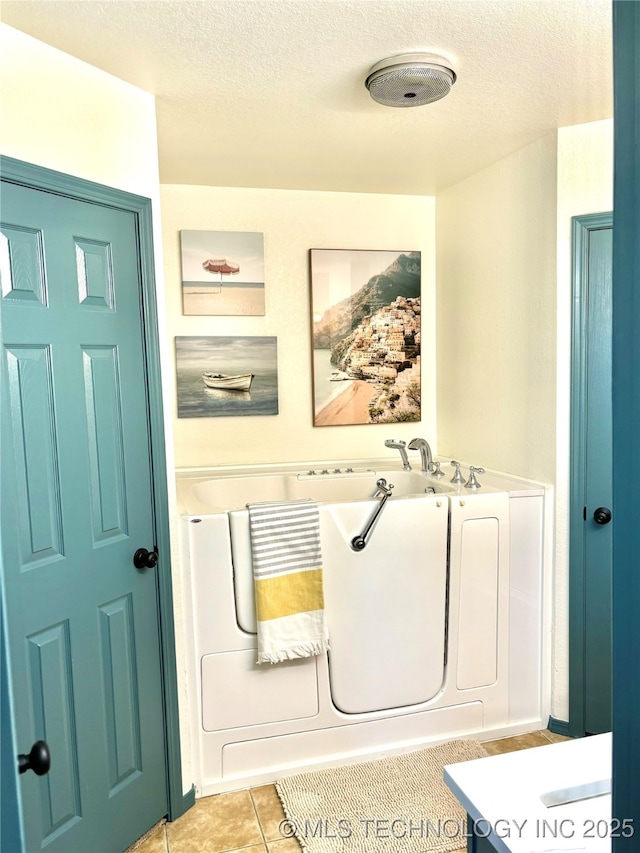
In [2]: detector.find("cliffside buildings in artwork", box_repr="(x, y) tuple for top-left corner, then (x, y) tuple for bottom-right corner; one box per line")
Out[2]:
(332, 296), (421, 421)
(312, 251), (422, 423)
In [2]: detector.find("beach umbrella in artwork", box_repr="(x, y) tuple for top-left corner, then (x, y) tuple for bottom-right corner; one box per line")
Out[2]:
(202, 258), (240, 288)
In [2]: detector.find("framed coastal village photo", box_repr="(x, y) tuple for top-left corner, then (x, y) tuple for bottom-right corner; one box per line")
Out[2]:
(175, 336), (278, 418)
(309, 249), (421, 426)
(180, 230), (265, 316)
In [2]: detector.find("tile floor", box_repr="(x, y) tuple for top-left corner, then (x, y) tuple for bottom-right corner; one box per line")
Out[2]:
(126, 730), (570, 853)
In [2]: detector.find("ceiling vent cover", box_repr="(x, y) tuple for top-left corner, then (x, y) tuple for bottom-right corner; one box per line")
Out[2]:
(365, 53), (456, 108)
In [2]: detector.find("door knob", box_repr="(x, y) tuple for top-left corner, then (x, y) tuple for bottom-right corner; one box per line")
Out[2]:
(18, 740), (51, 776)
(133, 547), (158, 569)
(593, 507), (612, 525)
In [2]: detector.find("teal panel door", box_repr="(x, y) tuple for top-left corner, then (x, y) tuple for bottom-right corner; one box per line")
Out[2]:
(1, 181), (168, 851)
(583, 226), (613, 735)
(570, 215), (613, 737)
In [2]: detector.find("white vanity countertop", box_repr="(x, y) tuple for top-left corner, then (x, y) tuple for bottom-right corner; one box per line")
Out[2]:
(444, 734), (614, 853)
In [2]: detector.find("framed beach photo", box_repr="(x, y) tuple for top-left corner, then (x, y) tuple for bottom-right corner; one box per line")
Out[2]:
(310, 249), (421, 426)
(180, 230), (265, 316)
(175, 336), (278, 418)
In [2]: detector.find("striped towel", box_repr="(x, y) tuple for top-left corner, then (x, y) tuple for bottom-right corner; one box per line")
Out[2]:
(248, 499), (330, 665)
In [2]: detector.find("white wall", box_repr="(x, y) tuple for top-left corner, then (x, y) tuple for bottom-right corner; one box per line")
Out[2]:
(0, 24), (171, 460)
(0, 23), (193, 793)
(553, 119), (613, 721)
(161, 185), (436, 469)
(435, 134), (558, 731)
(1, 25), (156, 198)
(0, 25), (173, 429)
(1, 18), (614, 761)
(435, 121), (613, 724)
(435, 133), (559, 485)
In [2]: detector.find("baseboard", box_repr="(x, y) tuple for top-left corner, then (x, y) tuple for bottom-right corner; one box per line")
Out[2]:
(547, 716), (571, 737)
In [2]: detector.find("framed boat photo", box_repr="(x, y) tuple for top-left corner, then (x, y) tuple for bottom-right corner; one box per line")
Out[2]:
(175, 335), (278, 418)
(180, 230), (265, 316)
(309, 248), (421, 426)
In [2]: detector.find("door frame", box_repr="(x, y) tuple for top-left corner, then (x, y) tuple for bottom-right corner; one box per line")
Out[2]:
(568, 210), (613, 738)
(0, 156), (194, 839)
(611, 0), (640, 839)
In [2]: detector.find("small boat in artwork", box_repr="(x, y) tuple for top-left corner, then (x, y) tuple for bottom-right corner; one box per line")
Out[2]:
(202, 372), (254, 391)
(328, 370), (351, 381)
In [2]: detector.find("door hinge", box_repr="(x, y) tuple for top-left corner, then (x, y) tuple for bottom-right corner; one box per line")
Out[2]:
(583, 506), (587, 520)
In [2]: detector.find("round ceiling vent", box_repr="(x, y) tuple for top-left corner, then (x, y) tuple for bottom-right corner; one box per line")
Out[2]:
(365, 53), (456, 108)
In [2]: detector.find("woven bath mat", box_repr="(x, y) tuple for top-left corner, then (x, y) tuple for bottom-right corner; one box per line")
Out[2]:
(275, 739), (487, 853)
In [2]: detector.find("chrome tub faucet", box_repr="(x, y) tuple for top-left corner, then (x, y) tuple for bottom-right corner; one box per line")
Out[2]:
(408, 437), (434, 473)
(384, 439), (411, 471)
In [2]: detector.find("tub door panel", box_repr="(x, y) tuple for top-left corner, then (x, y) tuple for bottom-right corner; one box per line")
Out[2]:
(321, 496), (449, 714)
(201, 651), (318, 731)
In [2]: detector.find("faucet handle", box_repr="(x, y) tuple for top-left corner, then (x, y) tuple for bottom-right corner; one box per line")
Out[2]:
(374, 478), (394, 497)
(431, 461), (445, 479)
(450, 460), (465, 484)
(464, 466), (486, 489)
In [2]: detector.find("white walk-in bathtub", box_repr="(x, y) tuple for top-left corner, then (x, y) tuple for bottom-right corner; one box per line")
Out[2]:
(176, 460), (549, 796)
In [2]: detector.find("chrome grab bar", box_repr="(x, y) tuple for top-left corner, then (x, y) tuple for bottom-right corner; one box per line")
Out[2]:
(350, 478), (395, 551)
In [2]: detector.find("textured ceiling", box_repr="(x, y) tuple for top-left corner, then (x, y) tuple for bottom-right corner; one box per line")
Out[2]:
(1, 0), (613, 194)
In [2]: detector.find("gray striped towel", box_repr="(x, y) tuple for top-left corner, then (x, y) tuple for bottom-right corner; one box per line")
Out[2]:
(248, 499), (330, 664)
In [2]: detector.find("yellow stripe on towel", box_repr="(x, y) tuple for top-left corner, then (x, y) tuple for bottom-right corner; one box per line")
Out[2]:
(255, 569), (325, 622)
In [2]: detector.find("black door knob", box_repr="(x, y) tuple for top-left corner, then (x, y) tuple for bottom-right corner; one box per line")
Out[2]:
(18, 740), (51, 776)
(133, 547), (158, 569)
(593, 507), (612, 525)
